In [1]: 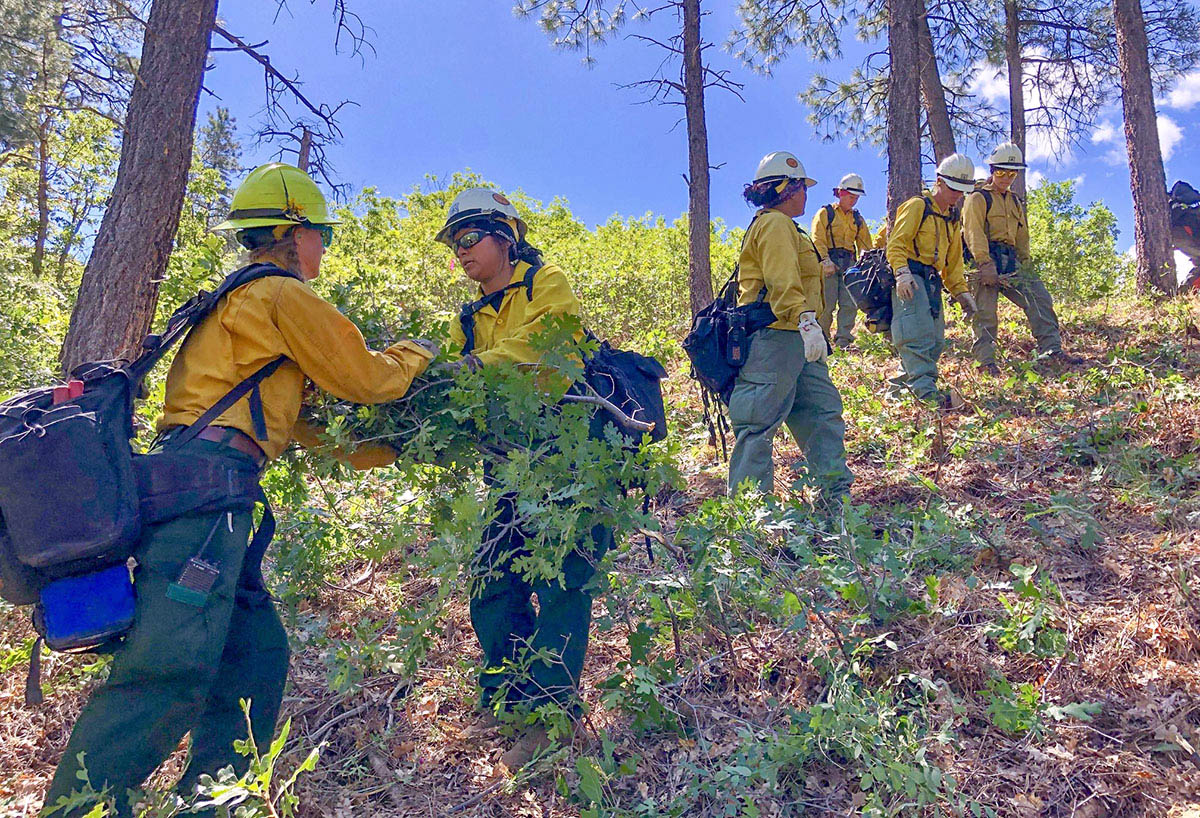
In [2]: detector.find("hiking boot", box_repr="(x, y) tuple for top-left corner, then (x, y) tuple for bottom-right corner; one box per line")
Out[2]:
(1047, 350), (1083, 366)
(835, 338), (854, 351)
(977, 362), (1002, 377)
(930, 387), (967, 413)
(500, 725), (554, 769)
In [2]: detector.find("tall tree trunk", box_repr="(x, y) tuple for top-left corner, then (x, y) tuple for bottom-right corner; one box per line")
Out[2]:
(682, 0), (714, 315)
(60, 0), (218, 374)
(1113, 0), (1175, 294)
(916, 5), (956, 161)
(1004, 0), (1027, 197)
(33, 116), (50, 278)
(887, 0), (923, 222)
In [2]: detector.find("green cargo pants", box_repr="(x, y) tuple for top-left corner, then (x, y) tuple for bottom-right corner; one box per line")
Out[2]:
(470, 492), (612, 712)
(43, 446), (288, 818)
(888, 263), (945, 402)
(727, 327), (853, 499)
(971, 242), (1062, 365)
(820, 248), (860, 347)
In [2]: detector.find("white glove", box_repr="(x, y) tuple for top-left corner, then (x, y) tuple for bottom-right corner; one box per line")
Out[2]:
(955, 291), (978, 319)
(821, 258), (837, 276)
(895, 267), (917, 301)
(798, 311), (827, 363)
(411, 338), (441, 357)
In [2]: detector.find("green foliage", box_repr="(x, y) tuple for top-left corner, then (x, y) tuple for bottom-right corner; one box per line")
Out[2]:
(1026, 180), (1130, 300)
(982, 563), (1067, 657)
(981, 677), (1101, 738)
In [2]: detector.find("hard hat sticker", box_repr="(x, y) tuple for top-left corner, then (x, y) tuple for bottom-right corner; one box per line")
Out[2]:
(786, 158), (799, 168)
(492, 193), (511, 206)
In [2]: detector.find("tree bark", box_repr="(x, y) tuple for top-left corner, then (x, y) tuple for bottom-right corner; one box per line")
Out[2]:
(887, 0), (923, 223)
(682, 0), (714, 315)
(1113, 0), (1176, 295)
(916, 5), (956, 162)
(60, 0), (218, 374)
(1004, 0), (1026, 197)
(33, 116), (50, 278)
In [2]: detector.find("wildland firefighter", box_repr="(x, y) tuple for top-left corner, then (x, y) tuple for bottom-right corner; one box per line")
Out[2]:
(812, 173), (874, 348)
(727, 151), (854, 502)
(439, 188), (614, 769)
(885, 153), (980, 410)
(42, 163), (436, 816)
(963, 142), (1082, 374)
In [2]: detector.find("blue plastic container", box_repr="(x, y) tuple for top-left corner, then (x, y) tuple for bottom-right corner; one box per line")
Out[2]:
(37, 563), (135, 651)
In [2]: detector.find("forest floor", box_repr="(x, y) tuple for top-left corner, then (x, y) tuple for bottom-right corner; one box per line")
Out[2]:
(3, 293), (1200, 817)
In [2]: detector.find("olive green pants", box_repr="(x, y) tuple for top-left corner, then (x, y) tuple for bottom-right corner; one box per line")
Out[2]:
(471, 493), (612, 713)
(970, 244), (1062, 365)
(888, 267), (945, 402)
(820, 249), (859, 346)
(727, 327), (853, 499)
(43, 488), (288, 816)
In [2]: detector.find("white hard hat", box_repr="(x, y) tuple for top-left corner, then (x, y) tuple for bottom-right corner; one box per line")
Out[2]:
(435, 187), (529, 246)
(753, 151), (816, 188)
(935, 153), (977, 193)
(987, 141), (1026, 170)
(837, 173), (865, 195)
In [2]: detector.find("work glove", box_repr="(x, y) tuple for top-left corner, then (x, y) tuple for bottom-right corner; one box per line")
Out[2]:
(955, 291), (978, 319)
(821, 258), (837, 276)
(798, 311), (827, 363)
(411, 338), (441, 358)
(894, 267), (917, 301)
(446, 354), (482, 374)
(976, 259), (1000, 286)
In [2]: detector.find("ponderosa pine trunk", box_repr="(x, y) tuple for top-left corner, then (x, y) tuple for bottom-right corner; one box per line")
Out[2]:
(1004, 0), (1027, 197)
(1113, 0), (1175, 294)
(682, 0), (714, 314)
(60, 0), (218, 374)
(916, 5), (956, 162)
(887, 0), (923, 223)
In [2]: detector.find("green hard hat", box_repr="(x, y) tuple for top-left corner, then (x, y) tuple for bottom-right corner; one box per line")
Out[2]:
(212, 163), (341, 233)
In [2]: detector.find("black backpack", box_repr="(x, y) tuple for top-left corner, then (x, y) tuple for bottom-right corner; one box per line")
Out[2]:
(0, 263), (300, 607)
(458, 265), (669, 446)
(844, 249), (896, 334)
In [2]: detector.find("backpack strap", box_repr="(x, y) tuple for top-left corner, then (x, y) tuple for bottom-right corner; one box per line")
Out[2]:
(142, 263), (302, 449)
(458, 263), (542, 356)
(823, 204), (836, 254)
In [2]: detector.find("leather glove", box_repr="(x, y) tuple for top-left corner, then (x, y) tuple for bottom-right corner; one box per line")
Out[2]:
(976, 260), (1000, 286)
(894, 267), (917, 301)
(798, 311), (827, 363)
(821, 258), (837, 276)
(411, 338), (441, 358)
(447, 354), (482, 373)
(955, 291), (978, 319)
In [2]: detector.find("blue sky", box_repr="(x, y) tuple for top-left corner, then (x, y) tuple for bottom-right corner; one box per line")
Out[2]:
(204, 2), (1199, 274)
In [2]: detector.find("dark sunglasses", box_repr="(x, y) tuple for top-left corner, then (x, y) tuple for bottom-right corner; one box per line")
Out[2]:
(451, 229), (492, 251)
(313, 224), (335, 248)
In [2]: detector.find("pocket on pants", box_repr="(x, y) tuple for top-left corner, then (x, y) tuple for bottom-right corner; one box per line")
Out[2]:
(730, 369), (781, 429)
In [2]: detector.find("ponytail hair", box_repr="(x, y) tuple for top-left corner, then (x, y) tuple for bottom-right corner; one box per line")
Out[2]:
(743, 177), (805, 209)
(510, 240), (544, 267)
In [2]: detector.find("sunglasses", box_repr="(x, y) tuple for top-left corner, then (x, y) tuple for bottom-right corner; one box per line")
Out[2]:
(314, 224), (335, 248)
(450, 229), (492, 251)
(993, 168), (1019, 179)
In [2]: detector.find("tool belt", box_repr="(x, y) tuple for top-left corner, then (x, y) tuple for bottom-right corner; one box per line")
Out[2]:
(827, 247), (856, 273)
(987, 241), (1019, 277)
(907, 259), (944, 320)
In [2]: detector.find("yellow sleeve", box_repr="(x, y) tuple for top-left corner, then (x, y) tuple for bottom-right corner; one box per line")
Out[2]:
(755, 214), (813, 325)
(887, 198), (924, 273)
(1016, 198), (1031, 263)
(475, 266), (582, 367)
(874, 225), (888, 250)
(290, 417), (397, 469)
(943, 222), (967, 295)
(961, 192), (991, 265)
(273, 278), (434, 403)
(856, 217), (874, 255)
(811, 207), (831, 258)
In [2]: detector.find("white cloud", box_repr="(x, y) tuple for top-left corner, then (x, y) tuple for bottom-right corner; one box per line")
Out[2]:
(1028, 169), (1047, 188)
(1166, 71), (1200, 109)
(1092, 122), (1118, 144)
(1158, 115), (1182, 161)
(972, 67), (1009, 105)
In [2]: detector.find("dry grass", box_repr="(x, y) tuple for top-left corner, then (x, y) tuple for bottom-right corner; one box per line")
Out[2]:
(3, 294), (1199, 817)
